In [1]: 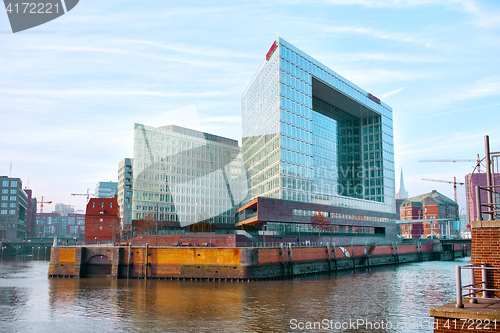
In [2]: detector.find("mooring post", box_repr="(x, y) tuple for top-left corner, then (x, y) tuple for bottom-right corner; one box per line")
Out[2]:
(127, 242), (132, 279)
(364, 242), (369, 268)
(280, 243), (285, 278)
(333, 242), (337, 271)
(351, 242), (355, 271)
(326, 243), (331, 272)
(145, 243), (149, 280)
(396, 243), (399, 264)
(289, 243), (294, 277)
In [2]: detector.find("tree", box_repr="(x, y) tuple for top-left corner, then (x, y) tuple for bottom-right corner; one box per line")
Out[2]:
(122, 223), (133, 241)
(311, 211), (330, 240)
(133, 213), (156, 235)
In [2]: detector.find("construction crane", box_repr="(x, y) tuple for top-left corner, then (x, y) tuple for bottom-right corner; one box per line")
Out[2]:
(419, 154), (483, 172)
(421, 177), (465, 203)
(37, 196), (52, 213)
(71, 188), (94, 204)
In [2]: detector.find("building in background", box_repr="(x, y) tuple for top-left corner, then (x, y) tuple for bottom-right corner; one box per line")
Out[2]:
(54, 203), (75, 214)
(117, 158), (133, 229)
(399, 190), (459, 239)
(85, 198), (120, 243)
(24, 189), (37, 237)
(237, 38), (396, 237)
(465, 172), (500, 226)
(132, 124), (244, 229)
(36, 211), (85, 240)
(0, 176), (28, 241)
(95, 181), (118, 198)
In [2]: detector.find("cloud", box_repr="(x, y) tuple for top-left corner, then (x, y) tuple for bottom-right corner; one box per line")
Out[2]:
(318, 0), (500, 29)
(323, 25), (432, 47)
(0, 88), (228, 99)
(380, 88), (404, 99)
(329, 52), (445, 63)
(201, 116), (241, 124)
(341, 69), (431, 84)
(396, 131), (486, 160)
(452, 76), (500, 101)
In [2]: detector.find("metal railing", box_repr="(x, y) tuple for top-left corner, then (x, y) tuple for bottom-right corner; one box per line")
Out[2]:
(456, 263), (500, 308)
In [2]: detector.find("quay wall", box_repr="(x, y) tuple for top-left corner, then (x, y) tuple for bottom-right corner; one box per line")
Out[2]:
(49, 241), (470, 280)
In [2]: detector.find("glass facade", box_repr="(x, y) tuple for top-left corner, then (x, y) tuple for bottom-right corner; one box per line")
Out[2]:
(242, 38), (395, 214)
(132, 124), (246, 226)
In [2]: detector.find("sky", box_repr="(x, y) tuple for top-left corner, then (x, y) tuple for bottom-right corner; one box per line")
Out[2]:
(1, 0), (499, 214)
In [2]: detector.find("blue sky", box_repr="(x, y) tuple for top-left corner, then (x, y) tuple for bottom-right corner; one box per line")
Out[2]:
(1, 0), (499, 213)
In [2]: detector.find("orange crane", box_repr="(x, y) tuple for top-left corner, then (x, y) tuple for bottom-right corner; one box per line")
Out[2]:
(71, 188), (94, 204)
(421, 177), (465, 203)
(37, 196), (52, 213)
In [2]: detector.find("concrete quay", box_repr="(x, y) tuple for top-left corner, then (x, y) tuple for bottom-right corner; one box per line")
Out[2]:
(431, 300), (500, 332)
(48, 240), (469, 280)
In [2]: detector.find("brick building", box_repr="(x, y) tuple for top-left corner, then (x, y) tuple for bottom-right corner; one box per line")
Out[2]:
(85, 198), (120, 243)
(399, 190), (459, 239)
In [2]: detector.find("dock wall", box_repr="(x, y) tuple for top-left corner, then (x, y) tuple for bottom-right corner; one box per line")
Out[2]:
(48, 241), (470, 280)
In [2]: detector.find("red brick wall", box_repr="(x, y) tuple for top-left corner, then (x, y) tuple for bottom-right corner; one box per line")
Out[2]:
(471, 225), (500, 297)
(85, 216), (120, 243)
(85, 198), (120, 243)
(130, 234), (236, 247)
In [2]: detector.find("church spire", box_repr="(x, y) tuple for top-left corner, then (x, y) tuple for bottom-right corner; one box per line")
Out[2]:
(397, 167), (409, 199)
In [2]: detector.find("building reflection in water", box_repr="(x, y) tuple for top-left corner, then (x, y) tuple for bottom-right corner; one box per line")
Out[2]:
(39, 258), (471, 332)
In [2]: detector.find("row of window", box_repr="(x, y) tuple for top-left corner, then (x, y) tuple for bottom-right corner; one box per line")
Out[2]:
(292, 208), (390, 223)
(0, 209), (16, 215)
(1, 180), (17, 187)
(0, 196), (17, 201)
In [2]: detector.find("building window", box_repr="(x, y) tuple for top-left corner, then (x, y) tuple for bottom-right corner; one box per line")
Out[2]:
(9, 196), (16, 201)
(110, 202), (113, 208)
(2, 181), (8, 187)
(101, 202), (104, 208)
(1, 189), (7, 194)
(9, 210), (15, 215)
(1, 196), (7, 201)
(92, 202), (95, 208)
(0, 209), (6, 214)
(10, 181), (17, 187)
(10, 189), (16, 194)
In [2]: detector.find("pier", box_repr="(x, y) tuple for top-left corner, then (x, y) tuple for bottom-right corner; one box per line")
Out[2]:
(48, 239), (470, 280)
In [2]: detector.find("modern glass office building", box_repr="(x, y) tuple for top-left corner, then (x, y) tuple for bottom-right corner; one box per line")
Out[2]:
(0, 176), (28, 241)
(132, 124), (245, 227)
(240, 38), (395, 228)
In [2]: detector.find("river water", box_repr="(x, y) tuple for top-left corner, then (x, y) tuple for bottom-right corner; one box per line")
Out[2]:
(0, 257), (470, 333)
